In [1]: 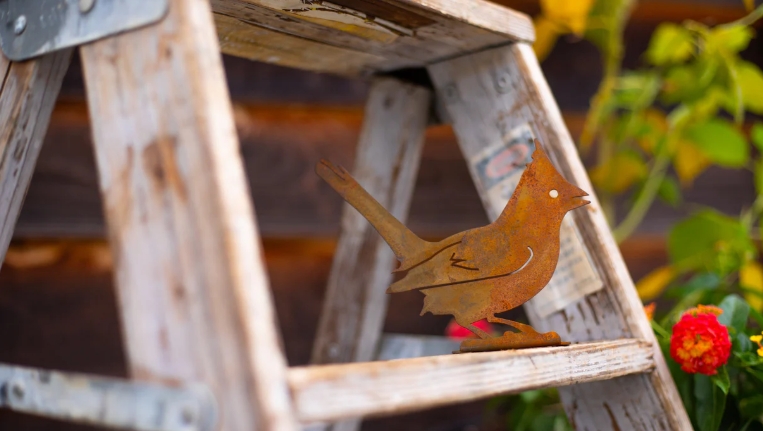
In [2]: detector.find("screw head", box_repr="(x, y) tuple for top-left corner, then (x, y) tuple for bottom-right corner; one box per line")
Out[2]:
(13, 15), (26, 35)
(443, 84), (458, 102)
(180, 405), (196, 425)
(496, 73), (510, 90)
(79, 0), (96, 13)
(9, 380), (25, 400)
(328, 343), (340, 358)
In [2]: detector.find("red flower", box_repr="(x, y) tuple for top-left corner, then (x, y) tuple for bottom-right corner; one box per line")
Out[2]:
(445, 319), (493, 340)
(669, 307), (731, 376)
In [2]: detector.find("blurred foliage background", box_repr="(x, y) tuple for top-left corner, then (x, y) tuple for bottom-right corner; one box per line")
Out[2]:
(487, 1), (763, 430)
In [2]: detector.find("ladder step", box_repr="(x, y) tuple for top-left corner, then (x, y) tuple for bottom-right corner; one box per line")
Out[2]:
(0, 362), (216, 431)
(288, 339), (654, 424)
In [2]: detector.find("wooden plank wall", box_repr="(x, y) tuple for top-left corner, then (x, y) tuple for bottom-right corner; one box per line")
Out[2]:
(0, 1), (758, 430)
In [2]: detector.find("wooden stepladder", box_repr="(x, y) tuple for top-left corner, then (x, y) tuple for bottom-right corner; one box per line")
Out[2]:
(0, 0), (690, 431)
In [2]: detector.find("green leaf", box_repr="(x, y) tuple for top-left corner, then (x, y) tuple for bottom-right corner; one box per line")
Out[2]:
(613, 72), (661, 108)
(735, 332), (753, 353)
(685, 119), (749, 167)
(711, 366), (730, 394)
(708, 24), (754, 53)
(657, 176), (682, 207)
(668, 210), (756, 274)
(646, 23), (694, 65)
(737, 61), (763, 115)
(666, 272), (721, 299)
(717, 294), (751, 333)
(662, 66), (702, 105)
(734, 351), (763, 367)
(694, 374), (727, 431)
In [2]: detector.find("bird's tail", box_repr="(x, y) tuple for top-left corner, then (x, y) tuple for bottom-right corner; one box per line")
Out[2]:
(316, 159), (429, 265)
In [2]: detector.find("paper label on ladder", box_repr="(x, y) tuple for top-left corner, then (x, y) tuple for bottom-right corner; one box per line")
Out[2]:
(468, 123), (604, 319)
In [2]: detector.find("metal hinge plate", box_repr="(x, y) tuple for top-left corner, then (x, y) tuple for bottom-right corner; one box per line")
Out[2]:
(0, 362), (217, 431)
(0, 0), (169, 61)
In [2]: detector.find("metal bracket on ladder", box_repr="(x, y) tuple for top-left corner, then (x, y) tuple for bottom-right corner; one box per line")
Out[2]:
(0, 362), (217, 431)
(0, 0), (169, 61)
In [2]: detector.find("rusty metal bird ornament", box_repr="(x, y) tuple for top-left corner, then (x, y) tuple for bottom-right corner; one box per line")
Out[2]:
(316, 139), (590, 353)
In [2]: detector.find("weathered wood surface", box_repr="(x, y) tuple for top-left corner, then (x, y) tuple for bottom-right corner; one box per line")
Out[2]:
(211, 0), (533, 76)
(428, 43), (691, 430)
(312, 78), (429, 364)
(79, 0), (297, 429)
(310, 77), (429, 431)
(0, 50), (72, 269)
(291, 339), (654, 423)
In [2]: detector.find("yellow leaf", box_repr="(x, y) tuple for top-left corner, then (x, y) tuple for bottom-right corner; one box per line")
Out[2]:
(740, 260), (763, 311)
(637, 109), (668, 155)
(589, 152), (647, 193)
(673, 139), (711, 186)
(636, 265), (675, 301)
(540, 0), (595, 35)
(533, 15), (562, 62)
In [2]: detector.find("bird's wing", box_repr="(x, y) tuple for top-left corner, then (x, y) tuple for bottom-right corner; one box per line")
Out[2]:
(387, 239), (533, 293)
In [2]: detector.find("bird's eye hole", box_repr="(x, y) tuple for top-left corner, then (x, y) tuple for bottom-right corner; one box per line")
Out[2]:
(549, 189), (559, 198)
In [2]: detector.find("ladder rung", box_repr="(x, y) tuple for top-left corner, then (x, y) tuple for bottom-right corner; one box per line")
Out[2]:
(288, 339), (654, 424)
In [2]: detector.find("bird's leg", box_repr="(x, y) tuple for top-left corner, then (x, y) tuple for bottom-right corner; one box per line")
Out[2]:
(456, 317), (492, 339)
(487, 316), (539, 335)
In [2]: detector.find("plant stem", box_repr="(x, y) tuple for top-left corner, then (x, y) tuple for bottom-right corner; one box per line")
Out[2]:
(580, 0), (632, 151)
(725, 3), (763, 28)
(580, 0), (635, 224)
(613, 149), (671, 242)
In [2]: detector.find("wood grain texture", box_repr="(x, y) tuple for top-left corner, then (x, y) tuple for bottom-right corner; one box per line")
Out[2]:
(79, 0), (298, 429)
(291, 339), (654, 424)
(210, 0), (532, 76)
(0, 50), (72, 269)
(427, 43), (692, 431)
(310, 77), (430, 431)
(215, 13), (387, 76)
(311, 78), (430, 366)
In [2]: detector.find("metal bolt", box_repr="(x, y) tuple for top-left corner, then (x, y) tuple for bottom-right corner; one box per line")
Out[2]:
(13, 15), (26, 35)
(9, 380), (25, 400)
(443, 84), (458, 102)
(79, 0), (96, 13)
(496, 73), (510, 90)
(328, 343), (340, 358)
(180, 405), (196, 425)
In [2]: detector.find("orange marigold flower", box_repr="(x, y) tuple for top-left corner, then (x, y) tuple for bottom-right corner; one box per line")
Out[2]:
(644, 302), (656, 321)
(670, 308), (731, 375)
(682, 304), (723, 317)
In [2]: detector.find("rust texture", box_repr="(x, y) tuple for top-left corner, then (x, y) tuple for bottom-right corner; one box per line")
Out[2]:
(316, 140), (590, 353)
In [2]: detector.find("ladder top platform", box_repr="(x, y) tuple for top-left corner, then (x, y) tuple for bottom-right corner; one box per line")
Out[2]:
(211, 0), (535, 76)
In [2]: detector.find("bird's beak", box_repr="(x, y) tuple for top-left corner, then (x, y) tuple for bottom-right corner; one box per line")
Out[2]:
(568, 185), (590, 209)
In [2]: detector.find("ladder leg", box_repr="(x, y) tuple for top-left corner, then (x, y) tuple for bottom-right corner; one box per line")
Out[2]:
(311, 76), (430, 431)
(428, 43), (691, 431)
(79, 1), (297, 430)
(0, 50), (72, 268)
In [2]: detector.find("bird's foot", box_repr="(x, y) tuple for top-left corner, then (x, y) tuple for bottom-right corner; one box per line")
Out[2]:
(456, 330), (569, 353)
